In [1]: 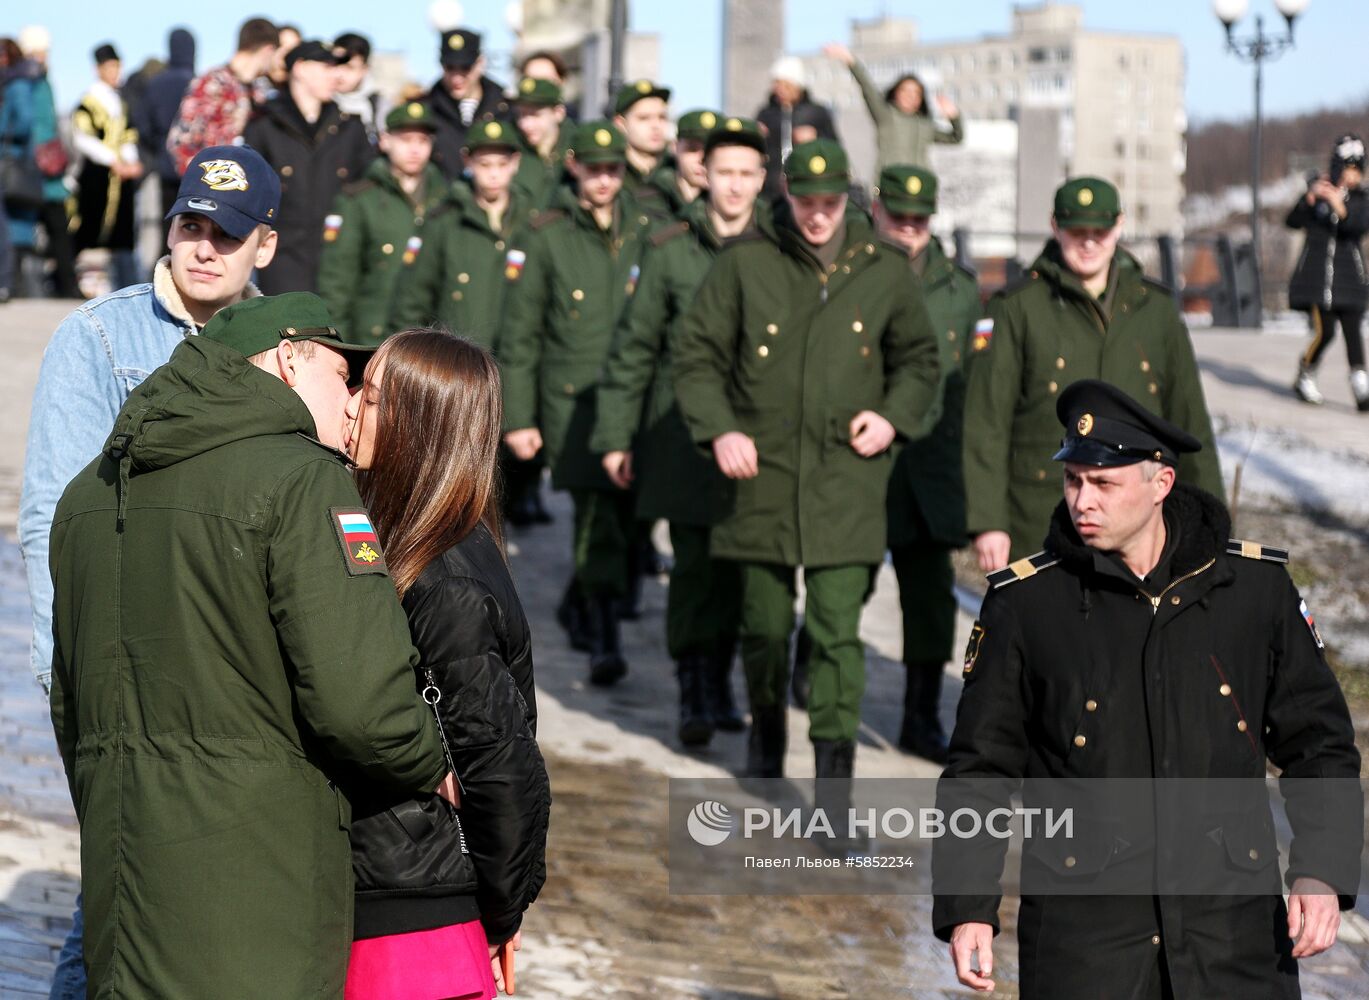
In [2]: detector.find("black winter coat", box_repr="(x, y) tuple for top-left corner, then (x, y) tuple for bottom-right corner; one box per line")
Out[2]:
(243, 94), (374, 295)
(932, 484), (1361, 1000)
(1286, 186), (1369, 311)
(756, 91), (838, 199)
(428, 77), (512, 181)
(349, 522), (550, 946)
(135, 28), (195, 182)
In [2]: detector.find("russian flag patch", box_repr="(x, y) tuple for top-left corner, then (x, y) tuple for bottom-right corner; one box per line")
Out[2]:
(1300, 599), (1325, 649)
(504, 249), (526, 281)
(972, 317), (994, 352)
(331, 508), (388, 576)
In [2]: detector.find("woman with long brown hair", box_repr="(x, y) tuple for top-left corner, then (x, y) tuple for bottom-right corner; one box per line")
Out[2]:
(341, 328), (550, 1000)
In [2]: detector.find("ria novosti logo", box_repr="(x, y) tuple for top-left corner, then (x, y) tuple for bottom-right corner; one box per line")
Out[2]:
(686, 800), (734, 846)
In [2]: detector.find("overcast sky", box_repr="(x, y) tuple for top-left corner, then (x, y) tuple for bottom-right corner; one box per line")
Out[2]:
(18, 0), (1365, 124)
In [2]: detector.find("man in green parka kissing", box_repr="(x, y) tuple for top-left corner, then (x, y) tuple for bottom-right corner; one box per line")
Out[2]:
(49, 293), (452, 999)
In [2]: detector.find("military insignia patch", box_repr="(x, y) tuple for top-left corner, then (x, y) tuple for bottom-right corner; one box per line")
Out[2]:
(504, 248), (527, 281)
(407, 102), (423, 118)
(809, 155), (827, 174)
(701, 111), (717, 128)
(323, 214), (344, 243)
(1300, 599), (1325, 650)
(964, 623), (986, 675)
(485, 121), (504, 139)
(198, 158), (249, 192)
(635, 79), (652, 93)
(906, 175), (922, 195)
(595, 128), (612, 147)
(626, 263), (640, 296)
(1078, 413), (1094, 436)
(403, 235), (423, 265)
(1078, 187), (1094, 206)
(520, 77), (536, 94)
(726, 117), (742, 131)
(449, 34), (466, 50)
(972, 317), (994, 352)
(331, 508), (389, 576)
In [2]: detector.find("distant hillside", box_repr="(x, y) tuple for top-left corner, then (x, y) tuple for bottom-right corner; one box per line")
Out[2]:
(1186, 98), (1369, 195)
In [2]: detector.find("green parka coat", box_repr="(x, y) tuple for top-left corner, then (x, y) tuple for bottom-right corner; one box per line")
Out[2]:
(392, 185), (536, 349)
(962, 241), (1224, 561)
(499, 187), (652, 490)
(318, 159), (453, 344)
(886, 237), (981, 549)
(49, 336), (446, 1000)
(589, 198), (772, 524)
(674, 213), (942, 567)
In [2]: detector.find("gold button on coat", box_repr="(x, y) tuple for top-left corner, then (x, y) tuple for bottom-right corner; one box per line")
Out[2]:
(1149, 382), (1159, 395)
(337, 167), (348, 178)
(852, 321), (863, 333)
(1170, 595), (1181, 605)
(1248, 848), (1258, 860)
(457, 272), (470, 284)
(1141, 361), (1151, 372)
(281, 165), (294, 177)
(947, 330), (957, 341)
(1085, 699), (1098, 712)
(563, 383), (574, 395)
(495, 240), (505, 251)
(451, 290), (463, 301)
(1219, 684), (1232, 696)
(766, 323), (779, 335)
(758, 345), (769, 357)
(1151, 935), (1161, 946)
(1073, 734), (1086, 748)
(1048, 381), (1058, 393)
(1064, 856), (1077, 868)
(1056, 356), (1066, 369)
(860, 346), (871, 357)
(572, 289), (584, 301)
(1237, 720), (1248, 732)
(381, 243), (394, 254)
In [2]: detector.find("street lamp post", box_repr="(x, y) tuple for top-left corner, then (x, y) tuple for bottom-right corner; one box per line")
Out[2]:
(1213, 0), (1310, 324)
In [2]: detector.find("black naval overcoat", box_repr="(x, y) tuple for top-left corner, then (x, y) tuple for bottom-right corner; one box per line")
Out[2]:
(932, 483), (1361, 1000)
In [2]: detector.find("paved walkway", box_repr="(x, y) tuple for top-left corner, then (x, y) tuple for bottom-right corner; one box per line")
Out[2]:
(1, 299), (1368, 997)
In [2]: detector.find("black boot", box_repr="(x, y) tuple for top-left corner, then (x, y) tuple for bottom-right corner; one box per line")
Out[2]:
(898, 660), (949, 764)
(677, 653), (715, 746)
(529, 481), (553, 523)
(708, 636), (746, 732)
(745, 704), (786, 778)
(617, 536), (644, 621)
(813, 738), (868, 856)
(790, 626), (812, 709)
(588, 595), (628, 686)
(555, 578), (593, 652)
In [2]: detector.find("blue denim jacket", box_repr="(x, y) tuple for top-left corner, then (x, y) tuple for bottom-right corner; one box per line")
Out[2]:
(18, 261), (257, 691)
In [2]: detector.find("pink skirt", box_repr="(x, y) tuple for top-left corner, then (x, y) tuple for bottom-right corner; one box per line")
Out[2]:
(345, 920), (497, 1000)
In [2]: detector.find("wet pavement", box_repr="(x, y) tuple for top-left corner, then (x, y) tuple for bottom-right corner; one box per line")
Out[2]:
(2, 298), (1369, 997)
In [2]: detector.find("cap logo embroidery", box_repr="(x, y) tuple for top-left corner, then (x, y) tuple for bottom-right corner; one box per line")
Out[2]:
(186, 197), (218, 212)
(520, 77), (535, 93)
(486, 121), (503, 139)
(1078, 413), (1095, 436)
(905, 175), (922, 195)
(1078, 187), (1094, 206)
(449, 34), (465, 50)
(594, 128), (612, 147)
(635, 79), (652, 93)
(700, 111), (717, 128)
(198, 159), (249, 192)
(407, 102), (423, 117)
(725, 117), (742, 131)
(809, 155), (827, 174)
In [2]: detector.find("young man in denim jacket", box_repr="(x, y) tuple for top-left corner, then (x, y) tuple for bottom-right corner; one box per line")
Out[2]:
(17, 143), (278, 1000)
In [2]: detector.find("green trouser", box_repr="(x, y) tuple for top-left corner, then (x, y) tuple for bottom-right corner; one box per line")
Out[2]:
(890, 543), (957, 665)
(736, 561), (875, 742)
(571, 488), (636, 598)
(666, 522), (741, 660)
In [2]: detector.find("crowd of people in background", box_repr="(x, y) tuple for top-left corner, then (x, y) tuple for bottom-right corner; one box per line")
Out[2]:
(7, 9), (1365, 1000)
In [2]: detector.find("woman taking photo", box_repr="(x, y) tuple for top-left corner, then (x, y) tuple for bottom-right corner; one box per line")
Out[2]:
(342, 329), (551, 999)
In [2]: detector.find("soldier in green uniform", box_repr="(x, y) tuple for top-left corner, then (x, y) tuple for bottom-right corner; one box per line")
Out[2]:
(873, 165), (980, 763)
(613, 79), (673, 220)
(318, 101), (451, 344)
(393, 117), (532, 348)
(500, 121), (653, 685)
(963, 176), (1224, 573)
(511, 75), (570, 209)
(674, 139), (941, 810)
(394, 117), (550, 526)
(652, 108), (715, 218)
(592, 116), (769, 747)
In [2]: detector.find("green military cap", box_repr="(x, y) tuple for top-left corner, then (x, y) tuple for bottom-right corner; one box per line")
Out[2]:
(463, 117), (520, 154)
(704, 115), (766, 157)
(783, 138), (849, 196)
(877, 165), (937, 215)
(513, 75), (563, 108)
(613, 78), (670, 116)
(676, 109), (721, 142)
(1054, 176), (1121, 228)
(201, 292), (374, 385)
(384, 100), (437, 132)
(569, 120), (627, 164)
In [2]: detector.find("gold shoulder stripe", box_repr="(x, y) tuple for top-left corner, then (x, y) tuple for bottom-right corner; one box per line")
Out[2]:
(1226, 539), (1289, 564)
(986, 551), (1060, 589)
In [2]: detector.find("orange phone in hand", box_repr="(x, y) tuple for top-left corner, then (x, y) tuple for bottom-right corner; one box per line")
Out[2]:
(500, 944), (515, 995)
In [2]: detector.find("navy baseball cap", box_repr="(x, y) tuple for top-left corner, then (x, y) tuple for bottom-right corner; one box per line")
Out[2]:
(166, 145), (281, 240)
